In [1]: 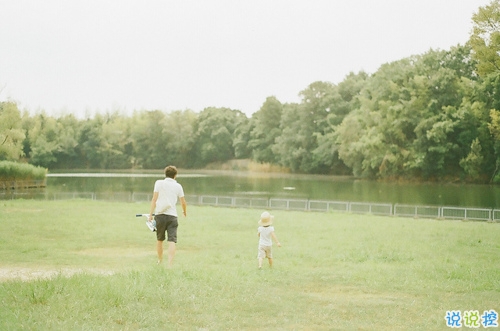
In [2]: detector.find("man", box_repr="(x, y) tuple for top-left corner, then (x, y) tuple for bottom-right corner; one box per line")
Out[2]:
(148, 165), (187, 267)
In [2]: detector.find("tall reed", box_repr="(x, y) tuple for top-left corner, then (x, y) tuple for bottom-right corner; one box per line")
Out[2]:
(0, 161), (47, 181)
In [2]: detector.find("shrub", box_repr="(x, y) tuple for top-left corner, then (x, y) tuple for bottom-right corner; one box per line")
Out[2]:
(0, 161), (47, 181)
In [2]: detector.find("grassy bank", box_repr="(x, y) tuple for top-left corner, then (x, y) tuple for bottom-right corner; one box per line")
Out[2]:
(0, 200), (499, 330)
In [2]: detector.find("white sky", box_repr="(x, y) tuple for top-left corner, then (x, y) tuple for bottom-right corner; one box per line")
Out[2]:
(0, 0), (491, 117)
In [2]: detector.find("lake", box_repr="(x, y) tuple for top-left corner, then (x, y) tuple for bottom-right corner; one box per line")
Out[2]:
(6, 170), (496, 209)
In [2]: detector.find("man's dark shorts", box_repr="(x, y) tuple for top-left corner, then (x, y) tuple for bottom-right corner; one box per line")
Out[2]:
(154, 214), (178, 242)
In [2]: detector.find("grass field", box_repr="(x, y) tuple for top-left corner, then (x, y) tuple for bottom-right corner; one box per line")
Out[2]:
(0, 199), (499, 330)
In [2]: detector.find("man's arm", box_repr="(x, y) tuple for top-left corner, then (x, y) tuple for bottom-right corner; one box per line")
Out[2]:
(180, 196), (187, 217)
(149, 192), (159, 221)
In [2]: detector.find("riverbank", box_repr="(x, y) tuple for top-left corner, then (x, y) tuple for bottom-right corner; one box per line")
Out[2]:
(0, 179), (46, 189)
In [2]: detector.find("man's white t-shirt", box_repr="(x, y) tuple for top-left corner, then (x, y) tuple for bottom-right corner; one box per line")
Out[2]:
(258, 226), (275, 246)
(153, 178), (184, 217)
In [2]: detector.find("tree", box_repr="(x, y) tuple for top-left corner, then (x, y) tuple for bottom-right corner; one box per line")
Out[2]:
(162, 110), (197, 167)
(248, 96), (282, 163)
(474, 71), (500, 114)
(78, 115), (106, 168)
(273, 82), (339, 173)
(460, 138), (484, 179)
(233, 114), (253, 159)
(25, 113), (60, 167)
(54, 114), (83, 168)
(0, 102), (25, 161)
(336, 47), (479, 179)
(336, 103), (385, 178)
(192, 107), (246, 167)
(461, 68), (499, 181)
(272, 103), (304, 172)
(130, 110), (169, 169)
(469, 0), (500, 76)
(488, 109), (500, 181)
(98, 112), (134, 169)
(337, 57), (419, 178)
(313, 72), (368, 175)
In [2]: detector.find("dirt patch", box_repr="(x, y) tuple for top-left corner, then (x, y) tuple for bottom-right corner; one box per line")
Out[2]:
(0, 267), (115, 282)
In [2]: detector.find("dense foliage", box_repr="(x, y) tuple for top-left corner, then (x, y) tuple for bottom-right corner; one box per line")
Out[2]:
(0, 161), (46, 181)
(1, 1), (499, 183)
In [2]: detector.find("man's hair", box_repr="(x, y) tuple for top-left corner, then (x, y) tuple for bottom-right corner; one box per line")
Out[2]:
(164, 165), (178, 179)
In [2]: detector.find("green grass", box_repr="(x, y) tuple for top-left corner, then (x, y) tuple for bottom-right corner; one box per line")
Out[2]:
(0, 199), (499, 330)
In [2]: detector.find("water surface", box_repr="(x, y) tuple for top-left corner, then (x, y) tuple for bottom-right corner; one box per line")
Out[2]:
(30, 171), (499, 208)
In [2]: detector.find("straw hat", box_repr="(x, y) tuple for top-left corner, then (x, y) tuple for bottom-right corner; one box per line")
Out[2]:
(258, 211), (274, 226)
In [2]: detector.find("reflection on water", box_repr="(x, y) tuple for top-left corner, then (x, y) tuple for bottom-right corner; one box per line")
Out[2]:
(2, 171), (499, 208)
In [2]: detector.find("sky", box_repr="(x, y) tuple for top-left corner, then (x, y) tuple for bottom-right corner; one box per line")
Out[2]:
(0, 0), (492, 118)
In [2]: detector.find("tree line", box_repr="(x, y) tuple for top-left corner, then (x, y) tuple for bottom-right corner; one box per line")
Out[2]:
(1, 1), (499, 183)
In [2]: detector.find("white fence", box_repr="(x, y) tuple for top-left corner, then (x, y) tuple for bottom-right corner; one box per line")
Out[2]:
(41, 192), (500, 222)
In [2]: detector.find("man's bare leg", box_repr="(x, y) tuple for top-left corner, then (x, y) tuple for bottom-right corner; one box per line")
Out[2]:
(157, 241), (163, 264)
(167, 241), (176, 267)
